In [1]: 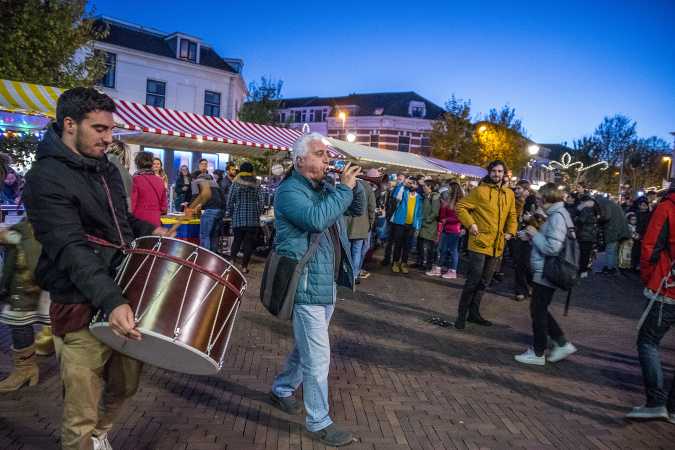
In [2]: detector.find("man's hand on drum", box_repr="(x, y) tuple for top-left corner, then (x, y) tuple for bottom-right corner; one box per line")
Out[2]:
(109, 304), (142, 340)
(153, 226), (176, 238)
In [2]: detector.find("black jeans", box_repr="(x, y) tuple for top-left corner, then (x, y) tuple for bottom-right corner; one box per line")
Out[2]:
(416, 238), (437, 269)
(637, 302), (675, 409)
(231, 226), (259, 268)
(457, 251), (501, 320)
(391, 223), (413, 264)
(10, 324), (35, 350)
(512, 239), (532, 296)
(579, 241), (594, 273)
(530, 283), (566, 356)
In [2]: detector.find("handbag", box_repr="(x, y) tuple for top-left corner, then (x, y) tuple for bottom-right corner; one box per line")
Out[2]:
(260, 232), (322, 320)
(543, 211), (580, 291)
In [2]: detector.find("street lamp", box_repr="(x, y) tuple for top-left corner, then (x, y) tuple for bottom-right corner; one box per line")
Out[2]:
(337, 110), (347, 140)
(346, 133), (356, 143)
(528, 144), (539, 156)
(663, 156), (672, 180)
(478, 125), (487, 133)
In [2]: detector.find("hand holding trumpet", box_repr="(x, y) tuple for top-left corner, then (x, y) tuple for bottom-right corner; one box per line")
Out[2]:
(337, 162), (362, 189)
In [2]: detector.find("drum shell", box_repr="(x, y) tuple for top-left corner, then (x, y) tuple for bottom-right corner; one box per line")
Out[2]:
(116, 236), (245, 371)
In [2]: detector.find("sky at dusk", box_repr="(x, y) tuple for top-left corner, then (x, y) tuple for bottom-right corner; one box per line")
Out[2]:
(90, 0), (674, 145)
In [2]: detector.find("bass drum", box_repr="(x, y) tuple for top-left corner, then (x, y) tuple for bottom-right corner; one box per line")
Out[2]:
(90, 236), (247, 375)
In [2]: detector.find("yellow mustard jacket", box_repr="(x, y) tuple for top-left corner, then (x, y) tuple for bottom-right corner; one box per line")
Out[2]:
(456, 181), (517, 257)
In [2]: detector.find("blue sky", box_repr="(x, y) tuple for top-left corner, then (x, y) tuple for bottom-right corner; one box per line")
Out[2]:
(90, 0), (674, 145)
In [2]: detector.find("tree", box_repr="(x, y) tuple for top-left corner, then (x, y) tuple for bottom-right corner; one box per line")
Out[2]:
(430, 95), (479, 163)
(592, 115), (637, 165)
(475, 105), (529, 172)
(486, 104), (526, 135)
(0, 0), (108, 88)
(236, 77), (285, 173)
(626, 136), (671, 190)
(237, 77), (285, 125)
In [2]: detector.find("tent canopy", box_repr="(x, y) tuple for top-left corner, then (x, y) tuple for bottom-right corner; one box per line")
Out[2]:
(424, 157), (487, 179)
(326, 138), (448, 175)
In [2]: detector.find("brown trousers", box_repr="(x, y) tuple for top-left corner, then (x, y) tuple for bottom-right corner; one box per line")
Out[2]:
(54, 328), (142, 450)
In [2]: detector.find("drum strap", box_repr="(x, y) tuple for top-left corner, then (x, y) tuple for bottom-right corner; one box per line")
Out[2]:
(87, 176), (243, 299)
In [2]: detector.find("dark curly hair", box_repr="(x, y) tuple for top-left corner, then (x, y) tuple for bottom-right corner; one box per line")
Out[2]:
(55, 87), (115, 133)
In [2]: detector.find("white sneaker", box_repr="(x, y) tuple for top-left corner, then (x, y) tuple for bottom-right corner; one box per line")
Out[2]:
(442, 269), (457, 279)
(514, 348), (545, 366)
(548, 342), (577, 363)
(625, 405), (668, 421)
(92, 433), (113, 450)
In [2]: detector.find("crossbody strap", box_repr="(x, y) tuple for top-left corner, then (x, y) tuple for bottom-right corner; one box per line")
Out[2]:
(297, 232), (323, 269)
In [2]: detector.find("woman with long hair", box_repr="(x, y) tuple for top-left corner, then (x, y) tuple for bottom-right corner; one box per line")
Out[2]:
(428, 181), (464, 278)
(152, 157), (169, 191)
(514, 183), (578, 366)
(174, 165), (192, 211)
(132, 152), (168, 227)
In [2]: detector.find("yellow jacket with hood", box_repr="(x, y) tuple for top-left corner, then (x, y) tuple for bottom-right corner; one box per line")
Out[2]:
(456, 179), (517, 257)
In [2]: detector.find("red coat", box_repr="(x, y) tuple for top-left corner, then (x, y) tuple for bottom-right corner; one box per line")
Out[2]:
(640, 191), (675, 298)
(131, 172), (167, 228)
(439, 202), (461, 234)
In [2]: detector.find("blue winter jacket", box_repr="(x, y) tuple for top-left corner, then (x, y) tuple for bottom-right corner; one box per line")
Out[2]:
(390, 183), (423, 230)
(273, 169), (365, 305)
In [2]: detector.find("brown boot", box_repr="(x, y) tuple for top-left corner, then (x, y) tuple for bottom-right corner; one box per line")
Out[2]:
(35, 326), (55, 356)
(0, 345), (39, 392)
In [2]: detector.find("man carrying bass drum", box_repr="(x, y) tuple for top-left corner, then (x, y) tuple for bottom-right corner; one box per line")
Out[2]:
(23, 87), (173, 450)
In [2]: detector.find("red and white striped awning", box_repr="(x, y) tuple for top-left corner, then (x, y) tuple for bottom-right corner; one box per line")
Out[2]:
(113, 99), (303, 156)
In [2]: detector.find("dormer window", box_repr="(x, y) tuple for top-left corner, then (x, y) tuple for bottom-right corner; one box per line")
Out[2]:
(179, 38), (198, 63)
(409, 100), (426, 118)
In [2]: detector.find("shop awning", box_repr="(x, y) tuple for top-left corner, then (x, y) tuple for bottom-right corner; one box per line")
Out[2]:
(113, 100), (303, 157)
(326, 138), (449, 175)
(0, 79), (303, 158)
(424, 157), (486, 179)
(0, 79), (62, 117)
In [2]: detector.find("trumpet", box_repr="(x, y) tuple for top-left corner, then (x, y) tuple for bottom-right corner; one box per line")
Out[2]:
(327, 160), (388, 185)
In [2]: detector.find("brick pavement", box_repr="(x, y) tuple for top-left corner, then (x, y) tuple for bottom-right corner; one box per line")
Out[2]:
(1, 256), (674, 449)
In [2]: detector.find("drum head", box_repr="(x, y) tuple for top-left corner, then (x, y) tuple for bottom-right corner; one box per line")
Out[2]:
(90, 323), (220, 375)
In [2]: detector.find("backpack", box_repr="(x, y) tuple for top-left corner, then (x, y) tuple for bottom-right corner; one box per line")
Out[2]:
(543, 211), (580, 290)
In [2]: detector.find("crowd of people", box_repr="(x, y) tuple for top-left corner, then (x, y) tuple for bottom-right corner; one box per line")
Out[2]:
(0, 88), (673, 450)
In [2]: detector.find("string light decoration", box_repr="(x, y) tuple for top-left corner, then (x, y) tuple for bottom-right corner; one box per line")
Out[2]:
(543, 152), (609, 174)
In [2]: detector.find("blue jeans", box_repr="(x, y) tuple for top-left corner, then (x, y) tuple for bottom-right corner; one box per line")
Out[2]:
(199, 209), (224, 252)
(605, 241), (618, 270)
(438, 232), (460, 270)
(637, 301), (675, 409)
(350, 239), (366, 280)
(272, 302), (335, 432)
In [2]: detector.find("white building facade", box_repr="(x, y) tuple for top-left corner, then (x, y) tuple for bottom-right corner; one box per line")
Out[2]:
(92, 17), (247, 179)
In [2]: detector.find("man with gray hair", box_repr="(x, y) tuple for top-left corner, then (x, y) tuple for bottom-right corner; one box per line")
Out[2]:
(270, 132), (364, 447)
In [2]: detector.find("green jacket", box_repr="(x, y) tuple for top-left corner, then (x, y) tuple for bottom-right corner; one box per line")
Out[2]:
(346, 180), (376, 240)
(0, 219), (42, 311)
(419, 191), (441, 241)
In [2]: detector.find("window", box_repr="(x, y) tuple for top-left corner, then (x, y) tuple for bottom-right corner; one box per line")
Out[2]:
(398, 136), (410, 152)
(411, 106), (425, 118)
(409, 101), (426, 118)
(204, 90), (221, 116)
(370, 134), (380, 148)
(179, 39), (198, 63)
(146, 80), (166, 108)
(280, 112), (286, 122)
(217, 153), (230, 169)
(98, 52), (116, 88)
(294, 111), (302, 123)
(301, 110), (307, 123)
(173, 151), (192, 174)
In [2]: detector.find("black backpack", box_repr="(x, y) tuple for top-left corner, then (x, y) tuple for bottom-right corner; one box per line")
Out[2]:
(543, 211), (580, 291)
